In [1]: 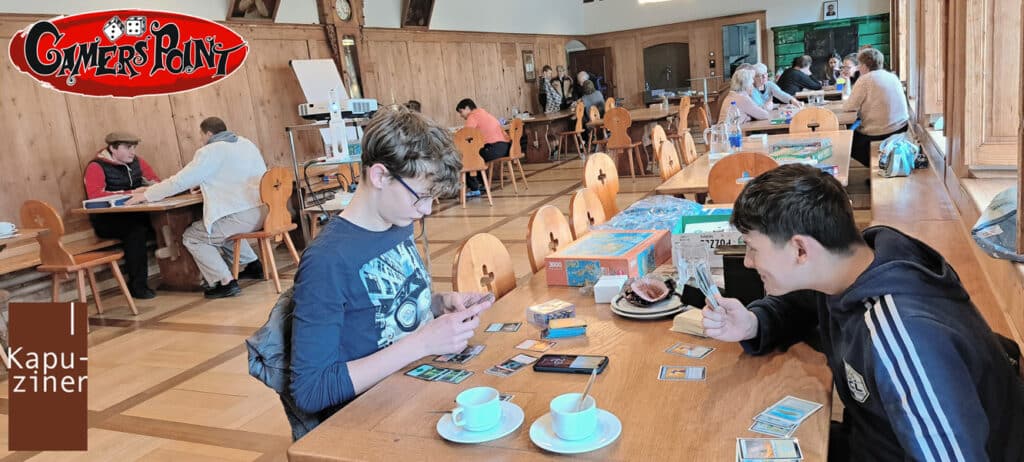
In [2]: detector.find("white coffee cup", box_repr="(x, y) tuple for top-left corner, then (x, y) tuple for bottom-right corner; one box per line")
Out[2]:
(0, 222), (16, 236)
(550, 392), (598, 441)
(451, 386), (502, 432)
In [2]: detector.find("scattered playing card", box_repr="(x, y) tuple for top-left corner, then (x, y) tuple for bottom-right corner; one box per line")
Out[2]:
(516, 339), (556, 353)
(404, 364), (471, 384)
(658, 365), (706, 381)
(737, 437), (803, 460)
(755, 395), (824, 427)
(665, 342), (714, 359)
(486, 322), (522, 332)
(485, 354), (538, 377)
(749, 420), (797, 438)
(436, 369), (474, 384)
(434, 344), (485, 364)
(499, 393), (514, 402)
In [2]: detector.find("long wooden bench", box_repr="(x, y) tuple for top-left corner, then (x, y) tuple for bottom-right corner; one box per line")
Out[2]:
(0, 230), (120, 276)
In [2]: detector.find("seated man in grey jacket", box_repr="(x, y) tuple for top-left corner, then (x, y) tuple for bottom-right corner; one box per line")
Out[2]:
(126, 117), (268, 298)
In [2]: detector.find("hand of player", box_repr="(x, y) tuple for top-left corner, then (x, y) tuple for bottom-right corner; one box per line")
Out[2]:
(132, 186), (148, 194)
(701, 295), (759, 342)
(124, 192), (148, 206)
(413, 305), (486, 356)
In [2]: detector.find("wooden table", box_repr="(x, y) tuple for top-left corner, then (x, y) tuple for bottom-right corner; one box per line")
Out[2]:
(72, 194), (204, 291)
(0, 228), (47, 253)
(520, 111), (575, 163)
(742, 101), (856, 134)
(588, 107), (675, 174)
(287, 270), (833, 461)
(656, 130), (853, 197)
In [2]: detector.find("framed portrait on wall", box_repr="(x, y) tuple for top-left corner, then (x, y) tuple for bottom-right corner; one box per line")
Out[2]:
(522, 50), (536, 82)
(402, 0), (435, 29)
(823, 1), (839, 19)
(227, 0), (280, 21)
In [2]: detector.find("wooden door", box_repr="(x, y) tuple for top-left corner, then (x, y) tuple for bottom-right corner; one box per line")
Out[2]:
(570, 47), (615, 99)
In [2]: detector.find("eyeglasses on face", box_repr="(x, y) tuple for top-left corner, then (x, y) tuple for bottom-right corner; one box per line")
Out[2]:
(391, 173), (434, 208)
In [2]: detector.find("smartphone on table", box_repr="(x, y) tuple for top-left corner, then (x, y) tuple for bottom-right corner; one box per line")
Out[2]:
(532, 354), (609, 374)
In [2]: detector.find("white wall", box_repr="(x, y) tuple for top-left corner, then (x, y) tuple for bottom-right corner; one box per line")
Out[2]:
(0, 0), (319, 24)
(364, 0), (585, 35)
(585, 0), (889, 35)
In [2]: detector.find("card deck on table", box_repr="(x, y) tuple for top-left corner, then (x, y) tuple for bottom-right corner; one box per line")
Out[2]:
(665, 342), (714, 359)
(434, 344), (485, 364)
(515, 339), (556, 353)
(755, 396), (823, 427)
(736, 437), (803, 460)
(404, 364), (472, 384)
(748, 420), (797, 438)
(658, 365), (706, 381)
(485, 354), (538, 377)
(485, 322), (522, 333)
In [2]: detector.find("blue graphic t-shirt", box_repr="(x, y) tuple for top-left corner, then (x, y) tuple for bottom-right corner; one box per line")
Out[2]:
(289, 216), (433, 418)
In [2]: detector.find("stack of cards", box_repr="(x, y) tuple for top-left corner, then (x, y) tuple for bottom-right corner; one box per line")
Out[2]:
(485, 354), (538, 377)
(515, 339), (556, 353)
(433, 345), (485, 364)
(735, 438), (803, 461)
(670, 309), (706, 337)
(693, 261), (722, 310)
(485, 322), (521, 333)
(542, 317), (587, 339)
(405, 364), (474, 384)
(749, 396), (823, 437)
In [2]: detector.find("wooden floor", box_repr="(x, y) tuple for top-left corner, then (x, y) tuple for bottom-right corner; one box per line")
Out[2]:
(0, 156), (1012, 461)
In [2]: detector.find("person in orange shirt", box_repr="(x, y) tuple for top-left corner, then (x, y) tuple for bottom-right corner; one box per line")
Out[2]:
(456, 98), (510, 195)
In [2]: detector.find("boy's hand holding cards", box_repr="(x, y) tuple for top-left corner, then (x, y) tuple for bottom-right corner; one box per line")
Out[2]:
(405, 364), (474, 384)
(694, 261), (723, 312)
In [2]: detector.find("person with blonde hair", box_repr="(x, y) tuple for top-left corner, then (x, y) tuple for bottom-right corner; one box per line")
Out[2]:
(751, 63), (802, 107)
(717, 68), (771, 124)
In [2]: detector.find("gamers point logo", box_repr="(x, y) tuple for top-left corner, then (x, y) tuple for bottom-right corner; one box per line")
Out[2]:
(8, 9), (249, 97)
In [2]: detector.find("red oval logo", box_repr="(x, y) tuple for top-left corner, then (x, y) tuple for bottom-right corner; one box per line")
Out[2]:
(8, 9), (249, 98)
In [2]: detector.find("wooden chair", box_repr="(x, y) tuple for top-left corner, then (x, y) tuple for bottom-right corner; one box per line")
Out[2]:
(20, 200), (137, 315)
(454, 127), (493, 208)
(653, 126), (683, 181)
(603, 107), (644, 180)
(452, 233), (515, 299)
(586, 105), (608, 153)
(707, 152), (779, 204)
(526, 205), (574, 273)
(569, 188), (608, 239)
(667, 96), (692, 154)
(556, 103), (587, 159)
(789, 107), (840, 133)
(680, 131), (700, 165)
(604, 97), (616, 112)
(695, 106), (711, 134)
(582, 152), (620, 219)
(488, 118), (529, 194)
(226, 167), (301, 294)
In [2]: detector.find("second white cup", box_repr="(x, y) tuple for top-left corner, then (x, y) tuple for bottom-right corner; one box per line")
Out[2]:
(451, 386), (502, 432)
(550, 392), (598, 441)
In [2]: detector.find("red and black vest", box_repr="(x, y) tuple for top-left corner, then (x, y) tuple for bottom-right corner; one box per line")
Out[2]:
(91, 158), (145, 192)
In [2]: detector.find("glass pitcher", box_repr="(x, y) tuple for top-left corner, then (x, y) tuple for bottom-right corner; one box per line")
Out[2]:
(703, 123), (731, 158)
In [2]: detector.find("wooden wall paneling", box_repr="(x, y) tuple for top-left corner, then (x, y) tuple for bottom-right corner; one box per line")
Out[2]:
(535, 42), (553, 74)
(440, 42), (477, 127)
(946, 0), (968, 177)
(921, 0), (945, 115)
(471, 42), (505, 116)
(130, 97), (186, 179)
(377, 41), (413, 107)
(244, 38), (317, 167)
(498, 42), (525, 115)
(963, 0), (1020, 167)
(64, 97), (169, 183)
(167, 66), (260, 165)
(517, 42), (540, 114)
(983, 0), (1021, 140)
(0, 40), (86, 231)
(406, 41), (451, 124)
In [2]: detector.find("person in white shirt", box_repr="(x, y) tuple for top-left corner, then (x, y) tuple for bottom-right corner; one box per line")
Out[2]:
(842, 48), (909, 167)
(126, 117), (268, 298)
(717, 68), (772, 124)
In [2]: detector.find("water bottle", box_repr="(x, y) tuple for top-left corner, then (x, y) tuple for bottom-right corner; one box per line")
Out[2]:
(726, 102), (744, 151)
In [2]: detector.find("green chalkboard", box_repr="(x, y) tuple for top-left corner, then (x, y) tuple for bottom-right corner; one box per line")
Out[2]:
(772, 13), (890, 75)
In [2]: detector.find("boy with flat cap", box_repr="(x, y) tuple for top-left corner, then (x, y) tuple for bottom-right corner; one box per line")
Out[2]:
(83, 132), (161, 299)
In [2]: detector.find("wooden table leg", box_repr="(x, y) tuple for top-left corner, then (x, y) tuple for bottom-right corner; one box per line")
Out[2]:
(149, 206), (204, 291)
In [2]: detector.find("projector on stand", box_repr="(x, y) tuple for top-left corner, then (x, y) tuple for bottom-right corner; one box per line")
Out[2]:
(298, 98), (379, 121)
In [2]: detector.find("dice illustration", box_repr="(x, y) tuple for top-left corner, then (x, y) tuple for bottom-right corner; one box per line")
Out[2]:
(103, 16), (124, 42)
(125, 16), (145, 37)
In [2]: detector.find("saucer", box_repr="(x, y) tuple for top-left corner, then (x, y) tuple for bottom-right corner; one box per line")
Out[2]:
(436, 401), (524, 444)
(611, 293), (683, 315)
(529, 409), (622, 454)
(611, 305), (684, 320)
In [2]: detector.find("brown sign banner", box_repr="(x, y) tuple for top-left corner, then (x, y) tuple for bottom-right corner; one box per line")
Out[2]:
(8, 302), (88, 450)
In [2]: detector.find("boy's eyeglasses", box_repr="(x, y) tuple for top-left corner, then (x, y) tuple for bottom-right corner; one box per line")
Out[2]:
(392, 174), (434, 208)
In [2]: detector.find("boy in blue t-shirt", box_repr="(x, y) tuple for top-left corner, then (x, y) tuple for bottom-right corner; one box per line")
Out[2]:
(288, 107), (493, 432)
